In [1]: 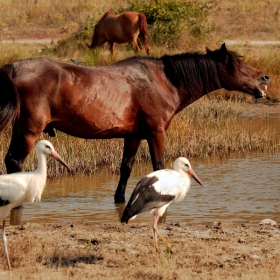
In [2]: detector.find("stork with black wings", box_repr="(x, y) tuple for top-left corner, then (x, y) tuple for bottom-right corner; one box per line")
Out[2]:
(121, 157), (203, 258)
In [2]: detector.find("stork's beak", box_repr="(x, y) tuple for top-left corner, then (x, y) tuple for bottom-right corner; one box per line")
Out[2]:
(51, 151), (71, 171)
(188, 168), (204, 187)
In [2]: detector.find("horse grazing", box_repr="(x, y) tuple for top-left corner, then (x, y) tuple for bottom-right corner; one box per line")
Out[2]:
(87, 11), (151, 56)
(0, 43), (270, 203)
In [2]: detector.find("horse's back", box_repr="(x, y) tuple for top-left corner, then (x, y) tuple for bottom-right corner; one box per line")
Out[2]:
(119, 12), (141, 33)
(97, 11), (141, 42)
(6, 58), (62, 86)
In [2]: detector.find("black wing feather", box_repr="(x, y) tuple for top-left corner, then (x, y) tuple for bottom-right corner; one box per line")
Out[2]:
(121, 175), (175, 223)
(0, 198), (10, 207)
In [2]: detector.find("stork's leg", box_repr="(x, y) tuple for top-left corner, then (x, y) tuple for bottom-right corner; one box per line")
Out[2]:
(153, 212), (173, 256)
(153, 211), (160, 259)
(2, 220), (11, 271)
(114, 138), (141, 203)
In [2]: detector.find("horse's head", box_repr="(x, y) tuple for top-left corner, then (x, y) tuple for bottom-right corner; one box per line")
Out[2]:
(206, 43), (270, 98)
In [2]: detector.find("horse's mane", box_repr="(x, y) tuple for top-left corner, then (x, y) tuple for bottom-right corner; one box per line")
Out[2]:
(112, 49), (244, 95)
(161, 50), (244, 94)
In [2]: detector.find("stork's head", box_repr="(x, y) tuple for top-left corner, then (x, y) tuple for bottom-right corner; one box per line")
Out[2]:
(173, 157), (203, 186)
(36, 140), (71, 171)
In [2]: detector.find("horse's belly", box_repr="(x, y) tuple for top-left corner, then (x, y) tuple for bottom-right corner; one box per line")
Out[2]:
(53, 121), (134, 139)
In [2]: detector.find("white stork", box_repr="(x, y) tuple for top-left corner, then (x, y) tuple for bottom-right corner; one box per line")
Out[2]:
(121, 157), (203, 258)
(0, 140), (70, 271)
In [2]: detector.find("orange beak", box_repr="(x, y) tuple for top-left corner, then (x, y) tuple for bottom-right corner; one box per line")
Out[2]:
(188, 168), (204, 187)
(50, 151), (71, 171)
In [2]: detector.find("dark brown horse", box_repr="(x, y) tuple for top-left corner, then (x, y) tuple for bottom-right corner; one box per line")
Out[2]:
(87, 11), (151, 56)
(0, 43), (270, 203)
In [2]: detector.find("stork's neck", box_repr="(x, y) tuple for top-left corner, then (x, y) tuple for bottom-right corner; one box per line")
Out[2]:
(178, 170), (189, 179)
(35, 152), (48, 178)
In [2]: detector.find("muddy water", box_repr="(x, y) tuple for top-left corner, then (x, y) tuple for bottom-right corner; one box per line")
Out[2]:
(20, 114), (280, 225)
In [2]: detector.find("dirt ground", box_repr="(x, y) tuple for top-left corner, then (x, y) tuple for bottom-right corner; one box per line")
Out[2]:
(1, 220), (280, 279)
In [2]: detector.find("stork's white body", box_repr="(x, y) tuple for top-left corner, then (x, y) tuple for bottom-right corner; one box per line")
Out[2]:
(0, 156), (47, 221)
(130, 169), (192, 220)
(0, 140), (70, 271)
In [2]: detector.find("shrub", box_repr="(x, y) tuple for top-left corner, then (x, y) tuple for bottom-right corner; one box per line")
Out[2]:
(122, 0), (215, 49)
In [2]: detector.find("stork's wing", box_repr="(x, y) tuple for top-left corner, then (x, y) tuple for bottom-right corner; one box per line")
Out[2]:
(0, 174), (29, 202)
(121, 173), (176, 223)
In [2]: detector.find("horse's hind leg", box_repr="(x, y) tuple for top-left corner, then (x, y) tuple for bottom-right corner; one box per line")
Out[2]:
(139, 37), (151, 56)
(114, 137), (141, 203)
(141, 40), (151, 56)
(5, 129), (39, 173)
(132, 36), (141, 53)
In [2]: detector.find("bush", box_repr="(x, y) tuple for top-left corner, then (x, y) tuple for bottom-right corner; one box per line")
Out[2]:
(123, 0), (215, 49)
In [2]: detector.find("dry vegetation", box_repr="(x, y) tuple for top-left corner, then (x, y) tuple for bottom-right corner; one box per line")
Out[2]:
(1, 222), (280, 279)
(0, 0), (280, 278)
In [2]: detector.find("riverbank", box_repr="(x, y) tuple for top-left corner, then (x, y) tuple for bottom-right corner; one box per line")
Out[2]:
(1, 220), (280, 279)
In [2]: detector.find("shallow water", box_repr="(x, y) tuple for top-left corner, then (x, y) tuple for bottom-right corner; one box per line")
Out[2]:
(18, 113), (280, 225)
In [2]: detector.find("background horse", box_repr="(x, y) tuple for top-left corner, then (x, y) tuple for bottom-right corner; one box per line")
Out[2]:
(0, 43), (270, 203)
(87, 11), (151, 56)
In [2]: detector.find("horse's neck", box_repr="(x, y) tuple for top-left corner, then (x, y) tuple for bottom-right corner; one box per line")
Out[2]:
(175, 88), (206, 113)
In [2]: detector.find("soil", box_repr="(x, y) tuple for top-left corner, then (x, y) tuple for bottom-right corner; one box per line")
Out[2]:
(0, 26), (67, 42)
(246, 100), (280, 115)
(1, 221), (280, 279)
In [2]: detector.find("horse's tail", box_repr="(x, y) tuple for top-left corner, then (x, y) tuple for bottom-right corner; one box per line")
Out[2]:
(0, 64), (20, 132)
(138, 13), (151, 56)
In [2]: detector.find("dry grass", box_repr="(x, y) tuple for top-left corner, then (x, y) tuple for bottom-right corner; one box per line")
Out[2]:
(1, 222), (280, 279)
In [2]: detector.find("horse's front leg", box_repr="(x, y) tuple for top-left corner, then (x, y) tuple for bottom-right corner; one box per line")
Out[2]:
(147, 131), (165, 171)
(109, 42), (116, 56)
(114, 137), (141, 203)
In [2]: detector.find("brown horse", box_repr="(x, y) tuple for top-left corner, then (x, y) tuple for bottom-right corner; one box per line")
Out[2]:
(87, 11), (151, 56)
(0, 43), (270, 203)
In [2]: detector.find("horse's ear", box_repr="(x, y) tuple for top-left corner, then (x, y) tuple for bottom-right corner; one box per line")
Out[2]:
(219, 43), (228, 63)
(206, 44), (228, 64)
(206, 46), (212, 54)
